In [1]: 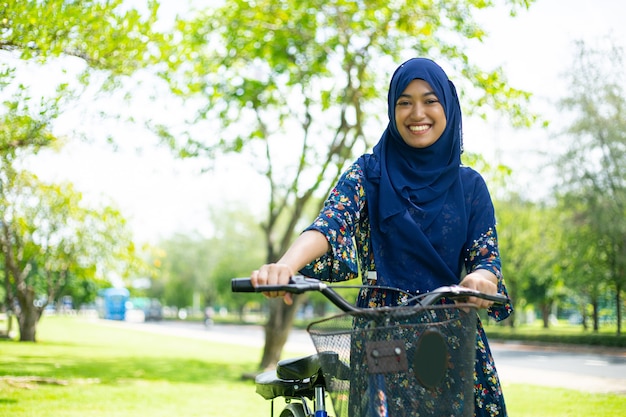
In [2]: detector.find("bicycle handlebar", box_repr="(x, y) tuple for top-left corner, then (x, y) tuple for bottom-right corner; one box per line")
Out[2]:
(231, 275), (510, 312)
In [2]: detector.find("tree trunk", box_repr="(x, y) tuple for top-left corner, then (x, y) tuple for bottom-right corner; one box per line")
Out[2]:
(7, 310), (13, 335)
(541, 303), (550, 329)
(18, 308), (39, 342)
(616, 284), (622, 336)
(17, 286), (41, 342)
(259, 296), (302, 370)
(592, 298), (599, 332)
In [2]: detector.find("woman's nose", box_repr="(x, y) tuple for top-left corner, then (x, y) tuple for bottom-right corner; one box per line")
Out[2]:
(411, 103), (425, 118)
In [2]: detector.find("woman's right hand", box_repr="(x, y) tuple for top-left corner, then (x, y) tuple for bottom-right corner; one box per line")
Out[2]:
(250, 230), (331, 305)
(251, 263), (295, 305)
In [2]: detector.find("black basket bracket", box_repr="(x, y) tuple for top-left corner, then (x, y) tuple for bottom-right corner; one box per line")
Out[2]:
(366, 339), (409, 374)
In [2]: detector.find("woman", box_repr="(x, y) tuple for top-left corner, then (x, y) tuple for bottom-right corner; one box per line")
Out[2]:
(251, 57), (513, 417)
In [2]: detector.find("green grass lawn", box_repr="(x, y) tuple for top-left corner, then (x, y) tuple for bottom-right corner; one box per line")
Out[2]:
(482, 318), (626, 349)
(1, 316), (624, 417)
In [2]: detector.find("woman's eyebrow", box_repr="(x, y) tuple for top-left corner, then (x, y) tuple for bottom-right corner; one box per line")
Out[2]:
(397, 91), (437, 100)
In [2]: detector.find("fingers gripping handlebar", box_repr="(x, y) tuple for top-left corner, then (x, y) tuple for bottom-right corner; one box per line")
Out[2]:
(231, 275), (327, 294)
(231, 275), (510, 312)
(232, 275), (358, 312)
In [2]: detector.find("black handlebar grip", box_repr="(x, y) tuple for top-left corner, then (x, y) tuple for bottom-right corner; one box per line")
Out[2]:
(490, 293), (511, 305)
(231, 278), (255, 292)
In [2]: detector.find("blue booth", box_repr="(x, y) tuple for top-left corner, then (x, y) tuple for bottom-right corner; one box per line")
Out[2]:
(96, 288), (130, 320)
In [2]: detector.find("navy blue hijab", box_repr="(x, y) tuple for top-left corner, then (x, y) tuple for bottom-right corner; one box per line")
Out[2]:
(360, 58), (467, 292)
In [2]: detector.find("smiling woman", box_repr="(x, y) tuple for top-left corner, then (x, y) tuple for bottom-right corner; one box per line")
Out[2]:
(251, 57), (513, 417)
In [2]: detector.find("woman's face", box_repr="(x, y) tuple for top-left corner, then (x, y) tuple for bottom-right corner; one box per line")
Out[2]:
(394, 79), (447, 148)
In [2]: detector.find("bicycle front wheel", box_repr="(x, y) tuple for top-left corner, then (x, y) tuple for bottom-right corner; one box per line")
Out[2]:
(279, 402), (306, 417)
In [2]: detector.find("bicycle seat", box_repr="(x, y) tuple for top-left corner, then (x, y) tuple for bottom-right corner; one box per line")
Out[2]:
(255, 370), (316, 400)
(255, 354), (322, 400)
(276, 354), (321, 380)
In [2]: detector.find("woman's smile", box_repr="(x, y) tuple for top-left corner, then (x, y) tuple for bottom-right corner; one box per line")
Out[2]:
(408, 124), (431, 133)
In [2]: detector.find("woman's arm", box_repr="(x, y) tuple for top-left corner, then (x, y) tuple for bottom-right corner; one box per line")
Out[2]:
(462, 169), (503, 309)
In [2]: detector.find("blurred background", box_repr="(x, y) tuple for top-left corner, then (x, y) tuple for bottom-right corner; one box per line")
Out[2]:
(1, 1), (624, 358)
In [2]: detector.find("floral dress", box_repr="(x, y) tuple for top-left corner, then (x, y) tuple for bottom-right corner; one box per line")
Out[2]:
(301, 161), (513, 417)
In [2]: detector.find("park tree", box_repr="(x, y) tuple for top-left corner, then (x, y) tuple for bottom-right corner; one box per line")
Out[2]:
(1, 0), (172, 133)
(152, 233), (213, 311)
(150, 206), (266, 314)
(1, 0), (169, 76)
(0, 168), (141, 341)
(558, 197), (612, 332)
(519, 205), (566, 328)
(554, 38), (626, 335)
(0, 0), (175, 340)
(496, 196), (566, 328)
(203, 207), (266, 314)
(160, 0), (538, 370)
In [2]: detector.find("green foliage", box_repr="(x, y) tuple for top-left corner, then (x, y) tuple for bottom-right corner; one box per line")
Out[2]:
(495, 196), (566, 324)
(0, 170), (145, 313)
(0, 0), (175, 341)
(1, 0), (166, 75)
(462, 151), (512, 194)
(486, 39), (626, 334)
(150, 233), (213, 309)
(164, 0), (538, 158)
(557, 38), (626, 206)
(495, 191), (625, 333)
(0, 83), (65, 158)
(150, 206), (265, 311)
(552, 37), (626, 333)
(1, 0), (175, 155)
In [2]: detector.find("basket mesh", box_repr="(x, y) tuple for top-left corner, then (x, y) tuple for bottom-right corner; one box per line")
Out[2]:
(307, 305), (477, 417)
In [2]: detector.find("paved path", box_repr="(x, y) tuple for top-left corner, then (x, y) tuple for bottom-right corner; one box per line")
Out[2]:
(489, 340), (626, 394)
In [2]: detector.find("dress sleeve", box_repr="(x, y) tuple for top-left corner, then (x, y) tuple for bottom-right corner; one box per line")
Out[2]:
(299, 162), (366, 282)
(464, 169), (513, 322)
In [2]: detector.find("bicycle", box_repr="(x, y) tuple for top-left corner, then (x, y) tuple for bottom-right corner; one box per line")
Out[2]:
(231, 275), (509, 417)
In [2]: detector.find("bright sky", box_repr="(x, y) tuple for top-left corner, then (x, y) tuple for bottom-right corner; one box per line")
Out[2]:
(24, 0), (626, 244)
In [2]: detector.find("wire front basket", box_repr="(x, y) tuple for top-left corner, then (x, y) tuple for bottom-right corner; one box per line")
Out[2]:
(307, 304), (478, 417)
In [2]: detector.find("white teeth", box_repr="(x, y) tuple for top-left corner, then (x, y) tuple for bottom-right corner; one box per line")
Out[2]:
(409, 125), (429, 132)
